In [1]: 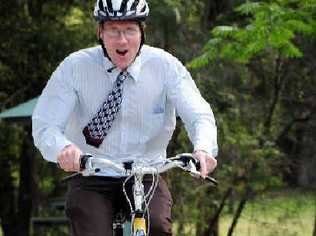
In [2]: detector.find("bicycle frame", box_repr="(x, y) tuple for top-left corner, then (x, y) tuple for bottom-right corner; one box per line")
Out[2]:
(79, 153), (217, 236)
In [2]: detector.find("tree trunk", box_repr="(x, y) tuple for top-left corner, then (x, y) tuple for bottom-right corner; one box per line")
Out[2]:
(0, 162), (18, 236)
(202, 187), (233, 236)
(227, 188), (251, 236)
(203, 0), (234, 29)
(0, 123), (19, 236)
(264, 57), (286, 135)
(17, 124), (38, 236)
(27, 0), (43, 19)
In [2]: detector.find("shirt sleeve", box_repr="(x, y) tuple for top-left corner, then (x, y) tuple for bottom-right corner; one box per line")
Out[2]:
(165, 56), (218, 157)
(32, 57), (77, 163)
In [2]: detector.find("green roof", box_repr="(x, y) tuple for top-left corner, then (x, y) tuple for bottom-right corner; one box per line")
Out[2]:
(0, 97), (38, 120)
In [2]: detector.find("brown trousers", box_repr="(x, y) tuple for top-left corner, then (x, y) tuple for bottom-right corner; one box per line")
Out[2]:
(65, 175), (173, 236)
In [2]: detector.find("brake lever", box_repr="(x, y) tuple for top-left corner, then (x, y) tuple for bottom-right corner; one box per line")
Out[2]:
(185, 160), (218, 186)
(189, 171), (218, 186)
(204, 176), (218, 186)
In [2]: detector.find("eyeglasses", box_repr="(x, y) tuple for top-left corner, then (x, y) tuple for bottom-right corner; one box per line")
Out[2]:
(104, 28), (140, 39)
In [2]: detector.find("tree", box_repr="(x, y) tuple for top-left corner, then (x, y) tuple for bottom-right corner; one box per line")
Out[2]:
(189, 0), (316, 234)
(0, 1), (95, 235)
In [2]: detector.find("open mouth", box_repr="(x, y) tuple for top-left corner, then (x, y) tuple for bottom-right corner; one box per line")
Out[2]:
(116, 49), (128, 56)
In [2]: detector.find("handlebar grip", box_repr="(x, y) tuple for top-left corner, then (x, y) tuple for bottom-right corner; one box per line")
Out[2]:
(195, 160), (201, 171)
(174, 153), (200, 170)
(80, 154), (92, 170)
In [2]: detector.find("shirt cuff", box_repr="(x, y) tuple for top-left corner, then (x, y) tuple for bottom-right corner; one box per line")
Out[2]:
(194, 145), (218, 158)
(40, 134), (73, 163)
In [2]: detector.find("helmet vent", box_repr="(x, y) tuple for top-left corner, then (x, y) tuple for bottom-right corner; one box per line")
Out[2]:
(99, 0), (105, 11)
(106, 0), (113, 13)
(119, 0), (129, 13)
(130, 0), (139, 11)
(140, 5), (146, 13)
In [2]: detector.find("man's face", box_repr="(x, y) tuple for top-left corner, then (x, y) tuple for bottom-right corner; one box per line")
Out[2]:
(99, 21), (141, 70)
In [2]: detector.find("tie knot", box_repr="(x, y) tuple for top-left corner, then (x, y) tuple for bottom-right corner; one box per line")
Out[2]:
(116, 72), (127, 87)
(118, 71), (132, 82)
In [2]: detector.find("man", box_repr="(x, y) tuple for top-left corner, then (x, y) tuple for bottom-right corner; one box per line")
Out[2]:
(32, 0), (218, 235)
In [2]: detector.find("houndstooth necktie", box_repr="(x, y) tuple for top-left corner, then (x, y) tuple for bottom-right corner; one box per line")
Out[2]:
(82, 71), (129, 148)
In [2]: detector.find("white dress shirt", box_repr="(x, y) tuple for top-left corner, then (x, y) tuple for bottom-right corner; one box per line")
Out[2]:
(32, 45), (218, 176)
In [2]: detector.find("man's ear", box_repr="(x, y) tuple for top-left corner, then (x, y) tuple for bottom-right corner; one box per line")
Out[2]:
(96, 23), (102, 40)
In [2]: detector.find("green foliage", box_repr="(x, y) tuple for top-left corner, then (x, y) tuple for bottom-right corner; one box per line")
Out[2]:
(189, 0), (316, 67)
(185, 1), (316, 232)
(188, 0), (316, 187)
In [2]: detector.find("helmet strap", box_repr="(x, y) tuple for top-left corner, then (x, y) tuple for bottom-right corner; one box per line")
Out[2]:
(98, 38), (111, 60)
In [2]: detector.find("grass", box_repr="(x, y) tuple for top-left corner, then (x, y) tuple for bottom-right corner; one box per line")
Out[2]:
(219, 189), (315, 236)
(0, 189), (315, 236)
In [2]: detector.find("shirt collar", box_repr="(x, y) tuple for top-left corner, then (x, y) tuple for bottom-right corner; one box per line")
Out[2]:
(101, 47), (142, 83)
(126, 54), (141, 82)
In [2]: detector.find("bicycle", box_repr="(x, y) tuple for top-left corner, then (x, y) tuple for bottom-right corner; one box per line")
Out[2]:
(76, 153), (217, 236)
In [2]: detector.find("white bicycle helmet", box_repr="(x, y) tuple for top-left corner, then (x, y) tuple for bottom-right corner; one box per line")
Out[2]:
(94, 0), (149, 22)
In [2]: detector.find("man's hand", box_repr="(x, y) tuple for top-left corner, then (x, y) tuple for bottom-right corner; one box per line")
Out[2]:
(57, 144), (82, 172)
(193, 150), (217, 178)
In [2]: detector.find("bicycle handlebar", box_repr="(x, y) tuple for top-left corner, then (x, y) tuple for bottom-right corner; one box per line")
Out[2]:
(79, 153), (218, 186)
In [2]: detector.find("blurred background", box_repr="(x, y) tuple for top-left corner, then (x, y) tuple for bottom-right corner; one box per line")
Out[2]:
(0, 0), (315, 235)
